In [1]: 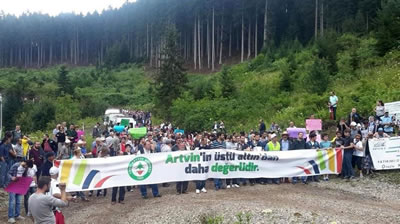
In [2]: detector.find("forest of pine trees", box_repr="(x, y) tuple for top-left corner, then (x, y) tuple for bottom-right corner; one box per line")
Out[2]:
(0, 0), (382, 70)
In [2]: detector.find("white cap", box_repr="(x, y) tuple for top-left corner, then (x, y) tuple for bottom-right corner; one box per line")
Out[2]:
(65, 138), (71, 144)
(49, 167), (59, 176)
(77, 140), (85, 145)
(270, 134), (277, 139)
(350, 121), (357, 126)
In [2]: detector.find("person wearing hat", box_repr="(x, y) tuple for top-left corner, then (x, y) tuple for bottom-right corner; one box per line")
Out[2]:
(350, 122), (361, 139)
(381, 111), (394, 135)
(41, 152), (55, 177)
(266, 134), (280, 151)
(56, 138), (70, 160)
(373, 127), (389, 138)
(280, 132), (292, 151)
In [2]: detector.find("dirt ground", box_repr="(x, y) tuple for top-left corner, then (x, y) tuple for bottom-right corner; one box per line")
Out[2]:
(1, 175), (400, 224)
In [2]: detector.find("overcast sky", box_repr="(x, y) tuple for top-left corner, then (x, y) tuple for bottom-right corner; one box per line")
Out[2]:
(0, 0), (136, 17)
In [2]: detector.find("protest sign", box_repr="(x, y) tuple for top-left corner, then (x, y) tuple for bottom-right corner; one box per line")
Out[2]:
(113, 125), (124, 133)
(5, 177), (33, 195)
(306, 119), (322, 131)
(57, 149), (343, 192)
(287, 128), (307, 139)
(129, 127), (147, 139)
(121, 119), (130, 127)
(369, 137), (400, 170)
(385, 101), (400, 121)
(174, 129), (184, 134)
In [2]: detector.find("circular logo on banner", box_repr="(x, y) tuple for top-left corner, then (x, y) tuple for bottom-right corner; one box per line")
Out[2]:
(128, 157), (152, 181)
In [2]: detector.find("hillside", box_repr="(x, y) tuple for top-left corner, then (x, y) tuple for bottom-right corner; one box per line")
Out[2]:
(0, 33), (399, 135)
(170, 34), (400, 132)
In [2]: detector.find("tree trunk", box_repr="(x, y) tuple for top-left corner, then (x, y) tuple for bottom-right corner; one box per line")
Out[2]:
(49, 42), (53, 65)
(320, 0), (324, 37)
(194, 17), (197, 70)
(241, 13), (244, 63)
(212, 7), (215, 71)
(150, 24), (153, 67)
(207, 17), (210, 69)
(229, 22), (232, 57)
(198, 15), (202, 70)
(263, 0), (268, 48)
(248, 17), (251, 59)
(146, 23), (149, 58)
(219, 6), (224, 65)
(255, 8), (258, 58)
(315, 0), (318, 39)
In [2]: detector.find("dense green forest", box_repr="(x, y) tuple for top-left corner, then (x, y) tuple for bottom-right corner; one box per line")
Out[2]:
(0, 0), (391, 69)
(0, 0), (399, 134)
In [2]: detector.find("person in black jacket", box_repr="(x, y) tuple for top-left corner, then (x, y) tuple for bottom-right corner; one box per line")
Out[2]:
(291, 132), (306, 150)
(290, 132), (307, 184)
(259, 120), (266, 135)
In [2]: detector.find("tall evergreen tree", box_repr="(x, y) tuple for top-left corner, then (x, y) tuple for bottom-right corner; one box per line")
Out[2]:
(154, 25), (187, 119)
(57, 65), (72, 96)
(220, 66), (235, 98)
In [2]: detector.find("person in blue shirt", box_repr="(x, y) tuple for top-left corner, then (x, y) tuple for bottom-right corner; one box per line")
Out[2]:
(320, 133), (331, 149)
(320, 133), (332, 181)
(381, 112), (394, 135)
(279, 132), (292, 151)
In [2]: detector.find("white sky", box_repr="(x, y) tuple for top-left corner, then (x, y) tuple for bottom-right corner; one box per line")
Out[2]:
(0, 0), (136, 17)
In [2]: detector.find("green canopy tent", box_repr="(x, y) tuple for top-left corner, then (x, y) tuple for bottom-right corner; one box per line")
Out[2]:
(129, 127), (147, 139)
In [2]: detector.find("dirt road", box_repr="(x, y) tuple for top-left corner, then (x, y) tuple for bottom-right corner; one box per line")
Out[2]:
(2, 176), (400, 224)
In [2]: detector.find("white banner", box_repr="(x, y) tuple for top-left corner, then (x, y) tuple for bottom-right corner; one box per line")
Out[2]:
(369, 137), (400, 170)
(56, 149), (343, 192)
(385, 101), (400, 121)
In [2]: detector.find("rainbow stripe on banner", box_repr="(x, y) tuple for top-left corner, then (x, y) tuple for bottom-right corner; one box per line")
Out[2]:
(55, 159), (113, 190)
(297, 148), (343, 175)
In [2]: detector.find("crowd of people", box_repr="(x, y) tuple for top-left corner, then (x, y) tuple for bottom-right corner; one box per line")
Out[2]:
(0, 96), (399, 223)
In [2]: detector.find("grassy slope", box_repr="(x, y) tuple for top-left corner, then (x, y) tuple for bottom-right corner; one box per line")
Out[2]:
(173, 41), (400, 133)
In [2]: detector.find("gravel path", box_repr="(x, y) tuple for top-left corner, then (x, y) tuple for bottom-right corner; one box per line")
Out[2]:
(1, 176), (400, 224)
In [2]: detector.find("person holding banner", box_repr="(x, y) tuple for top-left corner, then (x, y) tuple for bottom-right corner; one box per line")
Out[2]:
(352, 134), (365, 178)
(173, 138), (189, 194)
(7, 160), (33, 223)
(266, 134), (280, 184)
(210, 133), (226, 190)
(28, 177), (68, 224)
(139, 140), (161, 199)
(342, 129), (355, 180)
(305, 133), (320, 182)
(195, 137), (210, 194)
